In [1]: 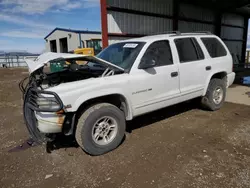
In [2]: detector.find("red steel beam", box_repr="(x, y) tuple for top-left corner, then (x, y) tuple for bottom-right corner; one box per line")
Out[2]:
(100, 0), (108, 48)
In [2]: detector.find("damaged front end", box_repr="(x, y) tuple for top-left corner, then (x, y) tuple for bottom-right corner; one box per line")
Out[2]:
(22, 86), (76, 143)
(20, 52), (124, 144)
(23, 88), (61, 143)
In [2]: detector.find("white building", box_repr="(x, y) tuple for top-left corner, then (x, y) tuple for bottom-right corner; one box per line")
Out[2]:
(44, 28), (102, 53)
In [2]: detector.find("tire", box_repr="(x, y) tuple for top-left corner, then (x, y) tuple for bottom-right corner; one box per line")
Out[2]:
(75, 103), (126, 156)
(201, 78), (226, 111)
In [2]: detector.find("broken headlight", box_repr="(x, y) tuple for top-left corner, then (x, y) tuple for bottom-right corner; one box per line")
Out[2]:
(27, 88), (63, 112)
(36, 95), (62, 111)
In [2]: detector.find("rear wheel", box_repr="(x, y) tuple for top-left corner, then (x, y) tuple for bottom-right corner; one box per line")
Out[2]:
(75, 103), (126, 156)
(201, 78), (226, 111)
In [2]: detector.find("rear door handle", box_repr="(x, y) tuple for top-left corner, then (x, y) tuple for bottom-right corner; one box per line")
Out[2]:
(171, 72), (178, 77)
(206, 66), (211, 71)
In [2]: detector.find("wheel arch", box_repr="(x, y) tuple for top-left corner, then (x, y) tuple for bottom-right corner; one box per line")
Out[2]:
(75, 93), (133, 121)
(203, 71), (227, 96)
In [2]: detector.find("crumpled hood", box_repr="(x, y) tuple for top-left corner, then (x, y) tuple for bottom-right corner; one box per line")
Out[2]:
(25, 52), (124, 73)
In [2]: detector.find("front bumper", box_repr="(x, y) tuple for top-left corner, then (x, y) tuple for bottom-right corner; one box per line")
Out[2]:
(35, 111), (65, 133)
(23, 87), (65, 143)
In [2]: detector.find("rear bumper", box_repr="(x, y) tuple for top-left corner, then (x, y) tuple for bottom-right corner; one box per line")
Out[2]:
(227, 72), (235, 87)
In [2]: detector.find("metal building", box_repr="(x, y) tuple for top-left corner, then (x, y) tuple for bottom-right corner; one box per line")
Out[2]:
(44, 28), (102, 53)
(100, 0), (250, 62)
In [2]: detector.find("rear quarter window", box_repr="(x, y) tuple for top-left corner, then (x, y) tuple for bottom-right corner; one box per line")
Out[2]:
(201, 37), (227, 58)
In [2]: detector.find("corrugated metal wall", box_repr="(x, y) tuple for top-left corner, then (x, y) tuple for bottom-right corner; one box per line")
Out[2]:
(107, 0), (173, 15)
(179, 3), (214, 22)
(178, 21), (214, 33)
(221, 13), (245, 57)
(106, 0), (173, 44)
(222, 14), (244, 27)
(221, 26), (243, 40)
(107, 11), (173, 34)
(178, 3), (215, 33)
(224, 41), (243, 58)
(105, 0), (247, 60)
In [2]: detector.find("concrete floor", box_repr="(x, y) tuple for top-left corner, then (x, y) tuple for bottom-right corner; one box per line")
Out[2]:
(226, 85), (250, 106)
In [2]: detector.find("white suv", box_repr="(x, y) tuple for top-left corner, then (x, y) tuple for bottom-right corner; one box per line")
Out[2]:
(21, 32), (235, 155)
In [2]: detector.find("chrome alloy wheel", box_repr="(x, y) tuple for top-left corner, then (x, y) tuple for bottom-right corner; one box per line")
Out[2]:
(213, 86), (224, 105)
(91, 116), (118, 146)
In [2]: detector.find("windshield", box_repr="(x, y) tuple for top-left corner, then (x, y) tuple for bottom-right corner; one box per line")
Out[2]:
(96, 42), (145, 70)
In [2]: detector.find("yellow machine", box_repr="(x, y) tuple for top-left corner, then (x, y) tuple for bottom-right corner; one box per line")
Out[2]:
(67, 39), (102, 65)
(73, 48), (94, 56)
(85, 38), (102, 55)
(71, 38), (102, 56)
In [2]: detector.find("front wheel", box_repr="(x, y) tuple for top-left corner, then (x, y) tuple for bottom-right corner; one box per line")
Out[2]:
(201, 78), (226, 111)
(75, 103), (126, 156)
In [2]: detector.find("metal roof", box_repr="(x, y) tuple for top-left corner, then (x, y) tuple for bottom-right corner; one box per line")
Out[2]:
(44, 27), (101, 39)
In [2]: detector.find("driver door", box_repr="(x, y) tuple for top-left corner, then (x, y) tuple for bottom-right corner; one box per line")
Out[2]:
(129, 40), (180, 116)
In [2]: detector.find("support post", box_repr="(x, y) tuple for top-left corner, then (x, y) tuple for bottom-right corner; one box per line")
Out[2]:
(173, 0), (180, 31)
(214, 11), (222, 36)
(241, 16), (249, 64)
(100, 0), (108, 48)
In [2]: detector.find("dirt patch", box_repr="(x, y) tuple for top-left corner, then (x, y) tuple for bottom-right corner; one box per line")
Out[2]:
(1, 68), (250, 188)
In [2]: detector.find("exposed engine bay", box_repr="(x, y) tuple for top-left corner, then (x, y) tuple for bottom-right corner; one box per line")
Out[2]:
(25, 62), (122, 91)
(34, 62), (106, 89)
(19, 52), (125, 96)
(19, 63), (123, 100)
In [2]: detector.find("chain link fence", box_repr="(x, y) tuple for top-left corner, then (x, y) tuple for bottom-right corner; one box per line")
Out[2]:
(0, 55), (38, 68)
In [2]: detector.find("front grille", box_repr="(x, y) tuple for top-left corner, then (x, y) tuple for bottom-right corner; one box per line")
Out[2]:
(23, 88), (49, 143)
(27, 89), (39, 109)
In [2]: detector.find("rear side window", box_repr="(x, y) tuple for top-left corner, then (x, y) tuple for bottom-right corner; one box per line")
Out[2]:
(201, 37), (227, 58)
(175, 38), (204, 63)
(142, 40), (173, 67)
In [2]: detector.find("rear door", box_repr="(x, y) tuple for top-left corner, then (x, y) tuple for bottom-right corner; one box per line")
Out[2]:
(200, 37), (231, 73)
(174, 37), (210, 95)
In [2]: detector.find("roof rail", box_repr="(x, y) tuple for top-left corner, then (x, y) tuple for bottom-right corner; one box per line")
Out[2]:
(151, 31), (181, 35)
(183, 31), (212, 34)
(149, 31), (213, 37)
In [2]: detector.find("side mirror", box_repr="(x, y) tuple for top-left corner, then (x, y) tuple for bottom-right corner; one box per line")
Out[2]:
(138, 58), (156, 69)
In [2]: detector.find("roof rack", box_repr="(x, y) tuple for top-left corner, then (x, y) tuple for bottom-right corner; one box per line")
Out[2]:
(147, 31), (213, 38)
(184, 31), (212, 34)
(151, 31), (212, 36)
(151, 31), (181, 35)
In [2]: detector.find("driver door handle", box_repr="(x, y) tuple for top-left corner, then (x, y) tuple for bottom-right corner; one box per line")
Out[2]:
(171, 72), (178, 77)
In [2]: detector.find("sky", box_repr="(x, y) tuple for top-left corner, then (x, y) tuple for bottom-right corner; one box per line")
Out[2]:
(0, 0), (101, 53)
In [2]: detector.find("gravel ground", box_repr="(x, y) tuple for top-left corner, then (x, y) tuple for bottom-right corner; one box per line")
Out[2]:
(1, 68), (250, 188)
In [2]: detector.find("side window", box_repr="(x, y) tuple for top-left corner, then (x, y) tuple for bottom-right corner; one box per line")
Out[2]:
(141, 40), (173, 67)
(201, 37), (227, 58)
(175, 38), (203, 63)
